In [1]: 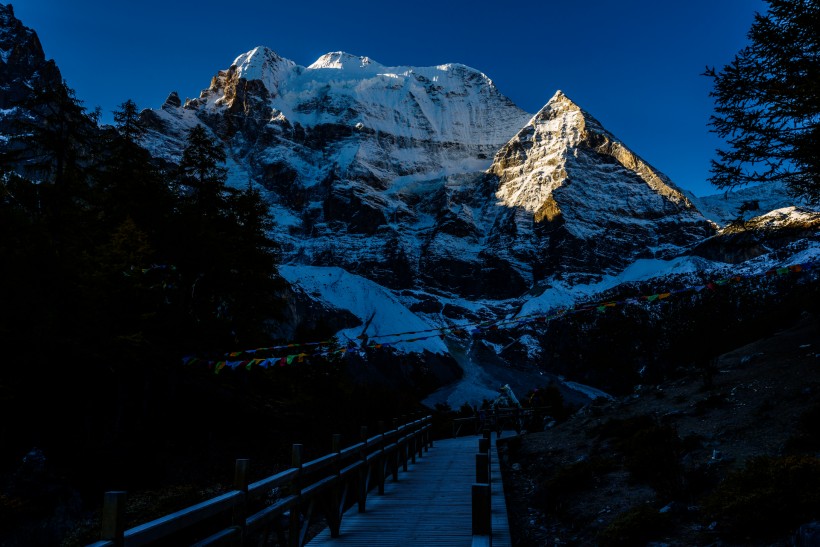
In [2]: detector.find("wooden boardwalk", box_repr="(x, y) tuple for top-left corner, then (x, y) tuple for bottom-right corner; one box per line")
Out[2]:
(309, 435), (511, 546)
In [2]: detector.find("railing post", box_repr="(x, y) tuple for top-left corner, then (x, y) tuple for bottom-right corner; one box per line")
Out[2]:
(401, 419), (409, 472)
(472, 483), (492, 536)
(419, 415), (425, 452)
(392, 418), (400, 481)
(410, 417), (417, 465)
(425, 415), (432, 451)
(358, 426), (368, 512)
(288, 444), (303, 547)
(377, 420), (386, 495)
(416, 414), (423, 458)
(476, 453), (489, 484)
(330, 434), (342, 538)
(233, 459), (249, 545)
(478, 437), (490, 454)
(100, 491), (127, 546)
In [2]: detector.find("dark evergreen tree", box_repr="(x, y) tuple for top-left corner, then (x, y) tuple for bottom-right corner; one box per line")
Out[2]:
(111, 99), (145, 144)
(705, 0), (820, 201)
(95, 100), (173, 239)
(224, 183), (285, 342)
(4, 81), (96, 225)
(178, 124), (232, 218)
(172, 124), (282, 347)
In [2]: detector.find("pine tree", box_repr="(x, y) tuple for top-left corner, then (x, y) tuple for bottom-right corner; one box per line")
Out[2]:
(172, 125), (283, 347)
(705, 0), (820, 202)
(178, 124), (232, 218)
(111, 99), (145, 144)
(96, 99), (173, 238)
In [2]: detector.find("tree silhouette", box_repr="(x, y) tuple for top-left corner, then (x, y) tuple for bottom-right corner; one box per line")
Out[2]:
(705, 0), (820, 201)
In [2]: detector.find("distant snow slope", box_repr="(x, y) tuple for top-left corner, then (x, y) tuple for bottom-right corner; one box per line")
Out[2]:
(279, 265), (447, 354)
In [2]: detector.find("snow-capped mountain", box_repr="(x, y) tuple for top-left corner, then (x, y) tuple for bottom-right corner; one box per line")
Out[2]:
(3, 3), (818, 408)
(142, 45), (530, 180)
(138, 49), (718, 301)
(485, 90), (715, 283)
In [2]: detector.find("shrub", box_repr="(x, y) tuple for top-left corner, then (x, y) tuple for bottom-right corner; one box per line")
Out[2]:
(691, 393), (730, 416)
(533, 457), (615, 512)
(591, 414), (656, 443)
(703, 455), (820, 540)
(624, 424), (683, 495)
(593, 415), (684, 495)
(597, 504), (671, 547)
(785, 403), (820, 453)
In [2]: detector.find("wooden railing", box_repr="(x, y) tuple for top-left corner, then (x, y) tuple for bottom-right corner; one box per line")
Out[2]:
(452, 407), (556, 438)
(87, 415), (433, 547)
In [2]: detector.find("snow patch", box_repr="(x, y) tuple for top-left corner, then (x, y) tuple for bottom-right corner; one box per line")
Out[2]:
(563, 381), (614, 401)
(279, 265), (447, 354)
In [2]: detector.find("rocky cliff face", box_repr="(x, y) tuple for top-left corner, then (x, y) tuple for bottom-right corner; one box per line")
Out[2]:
(0, 4), (97, 184)
(0, 4), (62, 109)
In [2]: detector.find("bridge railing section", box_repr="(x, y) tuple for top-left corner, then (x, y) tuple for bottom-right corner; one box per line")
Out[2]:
(451, 406), (558, 438)
(87, 415), (433, 547)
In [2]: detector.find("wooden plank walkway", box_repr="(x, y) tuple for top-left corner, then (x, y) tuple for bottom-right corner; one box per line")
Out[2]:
(309, 435), (512, 546)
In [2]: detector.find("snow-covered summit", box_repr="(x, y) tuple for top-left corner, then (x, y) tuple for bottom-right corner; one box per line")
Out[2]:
(231, 46), (299, 93)
(483, 89), (714, 279)
(143, 44), (532, 170)
(492, 89), (693, 216)
(307, 51), (381, 71)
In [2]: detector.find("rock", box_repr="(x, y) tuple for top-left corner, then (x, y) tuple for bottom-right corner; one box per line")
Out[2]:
(163, 91), (181, 108)
(794, 521), (820, 546)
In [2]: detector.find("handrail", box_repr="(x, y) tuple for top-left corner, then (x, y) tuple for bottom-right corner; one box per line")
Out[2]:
(247, 467), (299, 498)
(88, 415), (433, 546)
(451, 406), (560, 438)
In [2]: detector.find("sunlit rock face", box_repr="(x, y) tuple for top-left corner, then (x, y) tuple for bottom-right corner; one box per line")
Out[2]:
(487, 90), (715, 284)
(139, 48), (714, 299)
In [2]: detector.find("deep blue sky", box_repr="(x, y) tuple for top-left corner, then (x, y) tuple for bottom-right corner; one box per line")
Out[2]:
(13, 0), (764, 196)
